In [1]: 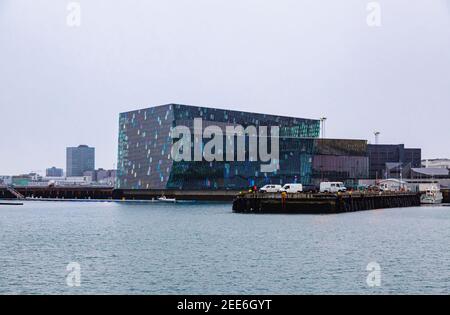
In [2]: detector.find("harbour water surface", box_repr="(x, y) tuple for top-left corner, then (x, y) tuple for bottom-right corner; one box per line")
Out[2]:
(1, 201), (450, 294)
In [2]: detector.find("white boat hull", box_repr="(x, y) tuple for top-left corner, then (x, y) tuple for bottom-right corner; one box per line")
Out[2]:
(421, 192), (443, 205)
(157, 197), (177, 203)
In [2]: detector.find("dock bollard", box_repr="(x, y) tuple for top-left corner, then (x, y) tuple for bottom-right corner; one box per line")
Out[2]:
(281, 191), (287, 210)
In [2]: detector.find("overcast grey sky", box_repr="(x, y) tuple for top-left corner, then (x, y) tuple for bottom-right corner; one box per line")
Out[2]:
(1, 0), (449, 175)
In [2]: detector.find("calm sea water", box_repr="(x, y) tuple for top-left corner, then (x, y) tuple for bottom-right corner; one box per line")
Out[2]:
(1, 201), (450, 294)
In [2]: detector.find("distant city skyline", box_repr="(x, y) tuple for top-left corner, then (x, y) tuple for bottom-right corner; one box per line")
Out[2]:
(1, 1), (450, 175)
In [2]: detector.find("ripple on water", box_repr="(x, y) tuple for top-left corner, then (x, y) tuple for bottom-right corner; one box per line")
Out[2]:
(0, 201), (450, 294)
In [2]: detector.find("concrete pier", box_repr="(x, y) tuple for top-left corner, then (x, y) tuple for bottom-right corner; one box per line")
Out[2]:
(0, 186), (114, 200)
(0, 186), (240, 201)
(232, 192), (421, 214)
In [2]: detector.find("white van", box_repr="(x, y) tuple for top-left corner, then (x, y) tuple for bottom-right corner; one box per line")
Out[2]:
(320, 182), (347, 193)
(279, 184), (303, 193)
(259, 185), (282, 193)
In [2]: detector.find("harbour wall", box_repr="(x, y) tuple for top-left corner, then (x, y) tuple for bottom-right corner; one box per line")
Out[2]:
(443, 189), (450, 203)
(0, 186), (240, 201)
(233, 192), (421, 214)
(1, 186), (442, 205)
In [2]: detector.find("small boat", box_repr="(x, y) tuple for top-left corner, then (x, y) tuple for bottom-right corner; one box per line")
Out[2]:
(157, 196), (177, 203)
(0, 202), (23, 206)
(421, 186), (443, 205)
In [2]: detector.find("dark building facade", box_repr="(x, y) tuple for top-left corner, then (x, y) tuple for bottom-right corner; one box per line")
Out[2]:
(117, 104), (374, 190)
(368, 144), (421, 179)
(312, 139), (369, 185)
(46, 167), (63, 177)
(117, 104), (321, 190)
(66, 145), (95, 177)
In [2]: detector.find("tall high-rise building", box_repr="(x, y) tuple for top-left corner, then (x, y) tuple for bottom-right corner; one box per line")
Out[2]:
(66, 145), (95, 177)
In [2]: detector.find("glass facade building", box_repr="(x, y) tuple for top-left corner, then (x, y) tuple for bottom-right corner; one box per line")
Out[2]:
(117, 104), (321, 190)
(367, 144), (422, 179)
(312, 139), (369, 185)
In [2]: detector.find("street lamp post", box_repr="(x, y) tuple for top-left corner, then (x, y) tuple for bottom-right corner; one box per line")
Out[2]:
(320, 117), (327, 139)
(374, 131), (380, 145)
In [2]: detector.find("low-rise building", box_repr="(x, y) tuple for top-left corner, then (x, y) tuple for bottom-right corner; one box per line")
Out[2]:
(12, 173), (43, 186)
(51, 176), (93, 186)
(378, 179), (409, 192)
(411, 168), (449, 179)
(83, 169), (116, 186)
(422, 159), (450, 169)
(46, 167), (64, 177)
(0, 176), (12, 185)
